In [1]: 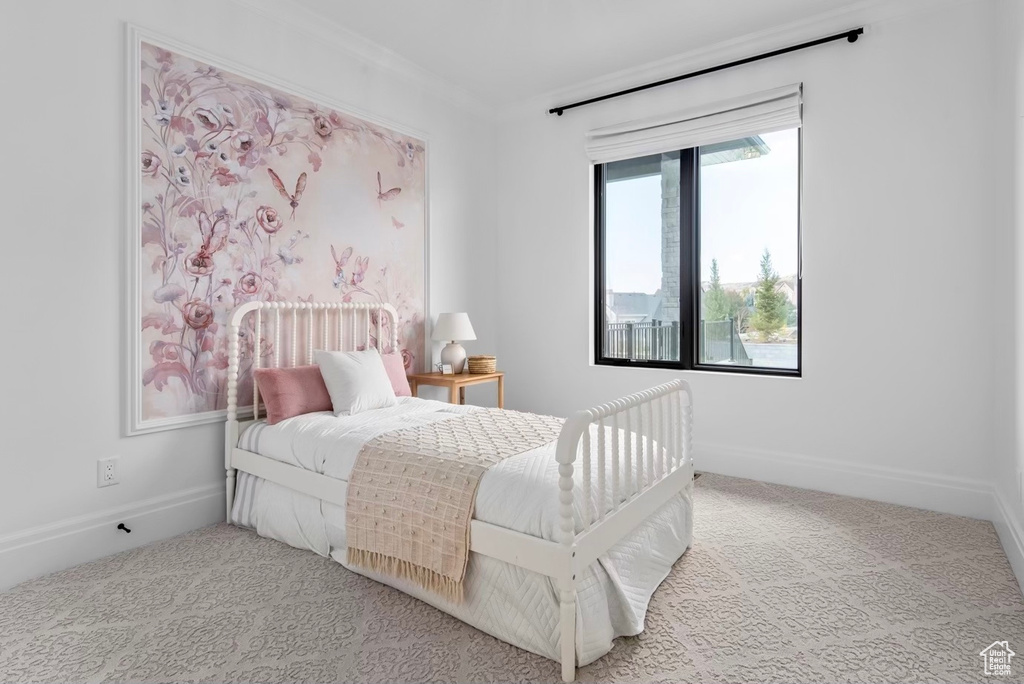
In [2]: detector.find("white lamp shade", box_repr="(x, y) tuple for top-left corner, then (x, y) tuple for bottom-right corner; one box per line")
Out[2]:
(432, 312), (476, 341)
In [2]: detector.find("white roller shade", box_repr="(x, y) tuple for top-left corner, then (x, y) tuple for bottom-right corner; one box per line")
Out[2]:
(585, 83), (802, 163)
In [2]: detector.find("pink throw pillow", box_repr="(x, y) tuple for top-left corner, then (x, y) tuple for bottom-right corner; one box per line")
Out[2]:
(255, 365), (333, 425)
(381, 352), (412, 397)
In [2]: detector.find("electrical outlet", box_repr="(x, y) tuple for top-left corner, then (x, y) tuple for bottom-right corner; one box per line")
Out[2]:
(97, 457), (119, 488)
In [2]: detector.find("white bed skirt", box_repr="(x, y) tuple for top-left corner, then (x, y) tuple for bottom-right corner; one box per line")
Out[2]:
(232, 472), (693, 666)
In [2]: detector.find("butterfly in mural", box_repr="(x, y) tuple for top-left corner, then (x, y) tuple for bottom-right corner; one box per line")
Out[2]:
(331, 244), (353, 288)
(268, 168), (307, 219)
(352, 256), (369, 285)
(376, 171), (401, 205)
(391, 217), (404, 229)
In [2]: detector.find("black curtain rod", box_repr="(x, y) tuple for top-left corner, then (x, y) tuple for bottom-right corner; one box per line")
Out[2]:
(549, 27), (864, 116)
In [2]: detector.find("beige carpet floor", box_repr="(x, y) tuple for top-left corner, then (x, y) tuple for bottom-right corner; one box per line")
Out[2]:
(2, 474), (1024, 683)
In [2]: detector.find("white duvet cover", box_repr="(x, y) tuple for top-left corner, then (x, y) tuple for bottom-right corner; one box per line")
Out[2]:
(232, 397), (692, 666)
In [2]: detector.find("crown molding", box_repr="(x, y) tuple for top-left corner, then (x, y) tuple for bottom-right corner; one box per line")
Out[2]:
(229, 0), (496, 121)
(500, 0), (986, 122)
(228, 0), (984, 123)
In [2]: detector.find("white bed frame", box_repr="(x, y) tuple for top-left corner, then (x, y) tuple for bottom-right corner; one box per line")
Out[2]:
(224, 301), (693, 682)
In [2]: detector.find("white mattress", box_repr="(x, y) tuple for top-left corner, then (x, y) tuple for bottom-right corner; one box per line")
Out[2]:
(232, 397), (692, 666)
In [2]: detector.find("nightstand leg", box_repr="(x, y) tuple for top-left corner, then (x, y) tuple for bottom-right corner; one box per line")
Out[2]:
(449, 385), (459, 405)
(497, 376), (504, 409)
(459, 387), (466, 405)
(410, 379), (418, 398)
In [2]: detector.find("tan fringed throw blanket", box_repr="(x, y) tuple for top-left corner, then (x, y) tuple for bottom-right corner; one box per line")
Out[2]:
(346, 409), (563, 603)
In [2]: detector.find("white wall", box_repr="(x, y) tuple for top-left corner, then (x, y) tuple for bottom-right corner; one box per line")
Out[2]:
(493, 1), (1000, 518)
(0, 0), (497, 588)
(993, 0), (1024, 583)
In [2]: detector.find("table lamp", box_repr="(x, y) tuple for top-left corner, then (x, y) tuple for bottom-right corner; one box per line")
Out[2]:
(432, 312), (476, 374)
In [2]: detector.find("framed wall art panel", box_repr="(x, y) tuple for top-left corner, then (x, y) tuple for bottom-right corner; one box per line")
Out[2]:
(125, 25), (429, 435)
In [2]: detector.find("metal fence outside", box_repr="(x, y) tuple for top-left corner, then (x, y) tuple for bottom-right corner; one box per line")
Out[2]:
(604, 318), (753, 365)
(699, 319), (752, 365)
(604, 320), (679, 361)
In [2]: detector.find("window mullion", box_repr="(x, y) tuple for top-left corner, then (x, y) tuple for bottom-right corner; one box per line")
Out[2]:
(679, 148), (697, 370)
(593, 163), (605, 366)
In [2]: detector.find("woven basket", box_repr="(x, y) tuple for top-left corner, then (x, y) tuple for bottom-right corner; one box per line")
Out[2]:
(467, 355), (497, 374)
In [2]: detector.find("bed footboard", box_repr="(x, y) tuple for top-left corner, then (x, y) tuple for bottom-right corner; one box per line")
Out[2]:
(554, 379), (693, 681)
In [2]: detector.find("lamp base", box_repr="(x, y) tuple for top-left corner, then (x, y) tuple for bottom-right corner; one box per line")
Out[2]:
(440, 342), (467, 374)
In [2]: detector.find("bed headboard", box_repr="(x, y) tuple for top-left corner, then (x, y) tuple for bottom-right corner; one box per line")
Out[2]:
(225, 301), (400, 424)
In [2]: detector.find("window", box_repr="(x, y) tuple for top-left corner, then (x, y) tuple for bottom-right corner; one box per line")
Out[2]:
(595, 128), (801, 375)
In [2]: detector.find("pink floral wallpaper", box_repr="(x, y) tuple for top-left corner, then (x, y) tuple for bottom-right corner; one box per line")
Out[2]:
(136, 41), (426, 427)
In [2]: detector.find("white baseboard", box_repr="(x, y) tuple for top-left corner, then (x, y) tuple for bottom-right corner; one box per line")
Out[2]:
(0, 483), (224, 591)
(696, 441), (995, 520)
(3, 447), (1019, 593)
(992, 489), (1024, 593)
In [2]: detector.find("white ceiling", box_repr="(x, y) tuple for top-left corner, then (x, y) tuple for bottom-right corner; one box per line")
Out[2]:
(287, 0), (876, 107)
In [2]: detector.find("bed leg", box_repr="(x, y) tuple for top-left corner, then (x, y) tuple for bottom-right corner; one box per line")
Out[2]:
(559, 577), (576, 682)
(225, 468), (236, 523)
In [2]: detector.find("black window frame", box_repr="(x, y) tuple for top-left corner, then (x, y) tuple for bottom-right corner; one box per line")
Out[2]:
(593, 133), (802, 377)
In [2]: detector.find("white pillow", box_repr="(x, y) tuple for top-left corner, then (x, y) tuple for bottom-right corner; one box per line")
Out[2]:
(314, 348), (397, 416)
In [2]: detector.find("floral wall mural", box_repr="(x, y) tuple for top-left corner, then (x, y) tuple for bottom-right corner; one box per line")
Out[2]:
(132, 39), (426, 432)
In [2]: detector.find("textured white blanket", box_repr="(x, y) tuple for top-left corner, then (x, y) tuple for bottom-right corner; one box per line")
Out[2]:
(347, 409), (563, 602)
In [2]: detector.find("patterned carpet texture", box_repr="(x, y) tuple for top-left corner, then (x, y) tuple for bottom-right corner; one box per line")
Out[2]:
(2, 473), (1024, 683)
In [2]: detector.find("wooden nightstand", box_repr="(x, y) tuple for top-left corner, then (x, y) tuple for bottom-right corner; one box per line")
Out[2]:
(407, 371), (504, 408)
